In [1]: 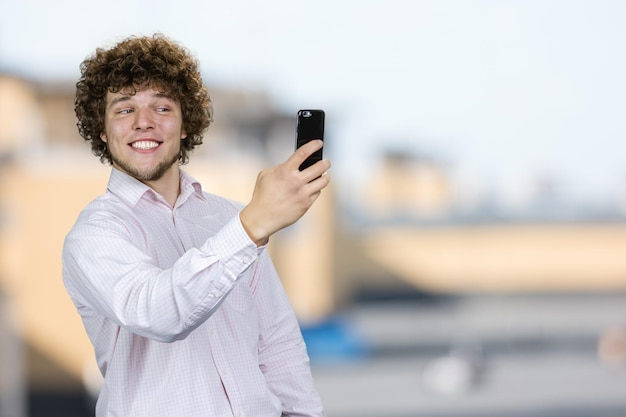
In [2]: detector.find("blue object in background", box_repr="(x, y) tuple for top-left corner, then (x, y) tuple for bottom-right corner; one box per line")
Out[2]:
(300, 316), (370, 364)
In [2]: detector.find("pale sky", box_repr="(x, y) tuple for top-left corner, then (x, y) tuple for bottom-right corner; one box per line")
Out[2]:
(2, 0), (626, 210)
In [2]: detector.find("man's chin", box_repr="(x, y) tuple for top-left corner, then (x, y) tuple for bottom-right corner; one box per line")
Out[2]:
(112, 158), (178, 183)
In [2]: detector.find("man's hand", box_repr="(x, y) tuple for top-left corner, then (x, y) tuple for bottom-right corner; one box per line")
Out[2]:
(239, 140), (331, 246)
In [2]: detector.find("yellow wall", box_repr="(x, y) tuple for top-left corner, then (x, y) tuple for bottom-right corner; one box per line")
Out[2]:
(0, 158), (109, 384)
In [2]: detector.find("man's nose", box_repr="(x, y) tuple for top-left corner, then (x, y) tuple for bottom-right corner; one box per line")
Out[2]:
(133, 107), (154, 130)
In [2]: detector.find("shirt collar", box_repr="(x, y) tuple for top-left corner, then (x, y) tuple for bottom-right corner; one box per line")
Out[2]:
(178, 170), (206, 206)
(107, 168), (205, 208)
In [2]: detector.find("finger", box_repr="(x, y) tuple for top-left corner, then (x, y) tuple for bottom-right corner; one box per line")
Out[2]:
(301, 159), (331, 183)
(289, 140), (324, 169)
(303, 171), (331, 195)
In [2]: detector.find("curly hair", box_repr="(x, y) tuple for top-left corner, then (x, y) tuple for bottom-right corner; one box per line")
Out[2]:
(74, 33), (213, 165)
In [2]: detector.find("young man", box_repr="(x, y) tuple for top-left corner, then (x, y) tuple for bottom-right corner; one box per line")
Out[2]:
(62, 34), (329, 417)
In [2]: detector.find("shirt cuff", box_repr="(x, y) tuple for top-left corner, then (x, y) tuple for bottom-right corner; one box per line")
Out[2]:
(203, 214), (261, 279)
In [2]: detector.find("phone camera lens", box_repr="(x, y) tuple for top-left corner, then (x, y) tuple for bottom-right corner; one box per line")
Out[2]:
(302, 111), (312, 117)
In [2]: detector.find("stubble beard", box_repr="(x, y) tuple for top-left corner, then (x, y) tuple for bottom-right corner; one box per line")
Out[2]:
(111, 152), (181, 182)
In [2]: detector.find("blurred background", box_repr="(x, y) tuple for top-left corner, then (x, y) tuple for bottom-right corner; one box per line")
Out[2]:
(2, 0), (626, 416)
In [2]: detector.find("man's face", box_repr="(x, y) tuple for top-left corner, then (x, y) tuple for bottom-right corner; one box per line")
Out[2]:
(101, 87), (187, 182)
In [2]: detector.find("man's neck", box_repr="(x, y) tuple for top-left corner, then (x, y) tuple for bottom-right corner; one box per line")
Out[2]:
(143, 166), (181, 207)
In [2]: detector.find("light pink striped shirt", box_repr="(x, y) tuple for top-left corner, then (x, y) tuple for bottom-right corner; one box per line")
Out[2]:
(62, 168), (325, 417)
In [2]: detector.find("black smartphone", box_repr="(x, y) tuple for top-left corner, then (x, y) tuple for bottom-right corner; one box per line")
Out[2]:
(295, 109), (325, 171)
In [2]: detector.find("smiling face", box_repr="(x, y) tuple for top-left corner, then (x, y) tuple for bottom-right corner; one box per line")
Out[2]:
(100, 87), (187, 185)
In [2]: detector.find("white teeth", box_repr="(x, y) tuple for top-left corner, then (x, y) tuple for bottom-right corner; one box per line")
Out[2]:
(132, 141), (159, 150)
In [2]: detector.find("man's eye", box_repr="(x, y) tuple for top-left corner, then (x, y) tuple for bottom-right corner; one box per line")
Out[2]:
(118, 109), (132, 115)
(156, 107), (170, 112)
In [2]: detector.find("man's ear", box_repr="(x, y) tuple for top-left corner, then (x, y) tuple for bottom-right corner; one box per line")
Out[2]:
(100, 132), (107, 142)
(181, 130), (187, 140)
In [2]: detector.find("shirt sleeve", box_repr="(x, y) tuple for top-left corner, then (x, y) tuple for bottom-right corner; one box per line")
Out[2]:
(252, 251), (326, 417)
(62, 209), (259, 343)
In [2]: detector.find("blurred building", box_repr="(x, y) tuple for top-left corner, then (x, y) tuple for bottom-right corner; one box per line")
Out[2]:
(351, 149), (626, 296)
(365, 149), (453, 220)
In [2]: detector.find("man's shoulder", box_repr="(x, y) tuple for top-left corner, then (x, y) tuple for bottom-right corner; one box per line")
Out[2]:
(68, 192), (131, 235)
(81, 191), (128, 216)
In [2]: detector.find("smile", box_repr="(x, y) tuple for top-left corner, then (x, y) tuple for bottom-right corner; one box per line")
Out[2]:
(131, 140), (160, 150)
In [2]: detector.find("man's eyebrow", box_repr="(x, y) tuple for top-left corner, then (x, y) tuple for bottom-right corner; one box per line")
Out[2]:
(154, 92), (176, 101)
(107, 92), (175, 109)
(107, 95), (131, 109)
